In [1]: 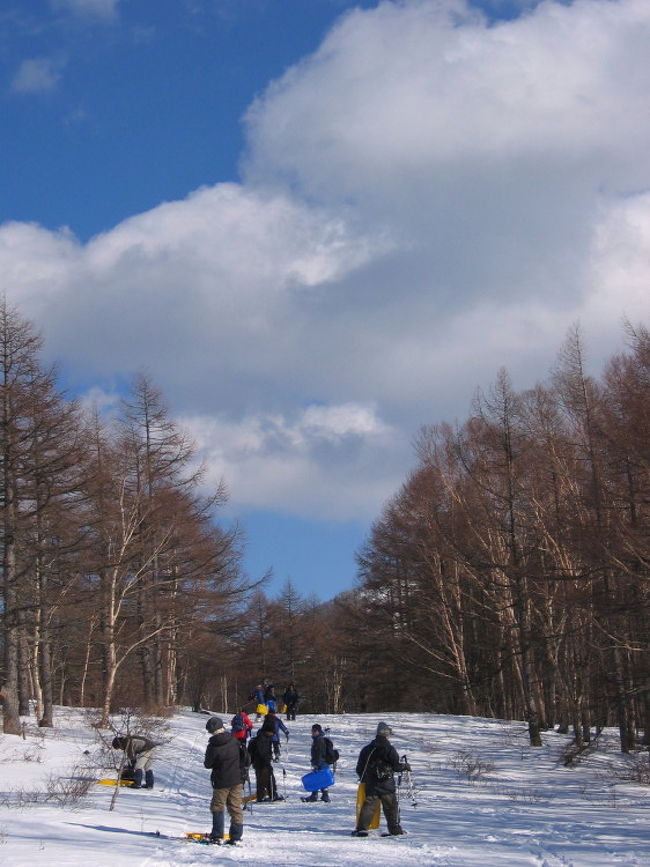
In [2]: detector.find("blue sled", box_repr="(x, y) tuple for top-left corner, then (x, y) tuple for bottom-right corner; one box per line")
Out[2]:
(301, 768), (335, 792)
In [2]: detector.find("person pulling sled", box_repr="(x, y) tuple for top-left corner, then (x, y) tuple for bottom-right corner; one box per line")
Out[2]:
(353, 721), (411, 837)
(302, 724), (338, 803)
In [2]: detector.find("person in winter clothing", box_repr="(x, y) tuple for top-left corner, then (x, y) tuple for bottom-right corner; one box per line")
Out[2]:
(283, 683), (299, 720)
(230, 709), (254, 741)
(250, 684), (267, 720)
(203, 716), (247, 845)
(111, 735), (158, 789)
(247, 717), (284, 802)
(302, 723), (333, 803)
(265, 710), (289, 761)
(352, 721), (411, 837)
(263, 683), (277, 713)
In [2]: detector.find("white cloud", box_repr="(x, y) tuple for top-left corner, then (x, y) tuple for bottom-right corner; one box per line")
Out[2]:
(181, 404), (400, 520)
(2, 0), (650, 520)
(11, 57), (66, 93)
(244, 0), (650, 201)
(49, 0), (121, 18)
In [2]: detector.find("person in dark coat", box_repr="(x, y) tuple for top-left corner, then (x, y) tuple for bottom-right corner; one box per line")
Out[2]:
(112, 734), (158, 789)
(283, 683), (299, 720)
(302, 723), (332, 803)
(248, 716), (284, 802)
(203, 716), (246, 844)
(353, 721), (411, 837)
(263, 683), (277, 713)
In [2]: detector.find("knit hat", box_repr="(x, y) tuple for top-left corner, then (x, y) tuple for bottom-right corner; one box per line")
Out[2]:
(311, 724), (322, 734)
(376, 721), (392, 737)
(261, 715), (276, 733)
(206, 716), (224, 734)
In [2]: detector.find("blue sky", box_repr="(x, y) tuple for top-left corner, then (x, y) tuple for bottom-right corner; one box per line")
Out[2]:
(2, 0), (649, 600)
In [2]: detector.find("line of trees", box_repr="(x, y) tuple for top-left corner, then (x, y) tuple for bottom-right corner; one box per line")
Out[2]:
(0, 300), (249, 733)
(3, 297), (647, 756)
(352, 324), (650, 750)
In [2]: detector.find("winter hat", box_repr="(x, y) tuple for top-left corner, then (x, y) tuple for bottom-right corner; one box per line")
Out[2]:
(311, 724), (322, 734)
(376, 721), (392, 737)
(206, 716), (224, 734)
(261, 715), (276, 733)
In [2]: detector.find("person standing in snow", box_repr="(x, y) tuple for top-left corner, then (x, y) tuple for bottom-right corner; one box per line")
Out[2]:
(264, 683), (277, 713)
(230, 708), (254, 741)
(301, 723), (334, 803)
(248, 716), (285, 802)
(111, 734), (158, 789)
(250, 683), (267, 720)
(353, 721), (411, 837)
(283, 683), (299, 720)
(203, 716), (246, 845)
(265, 709), (289, 761)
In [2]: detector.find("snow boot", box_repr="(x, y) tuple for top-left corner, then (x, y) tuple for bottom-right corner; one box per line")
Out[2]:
(320, 790), (331, 803)
(351, 829), (368, 837)
(132, 768), (143, 789)
(301, 792), (318, 803)
(226, 822), (243, 845)
(210, 811), (225, 843)
(144, 770), (154, 789)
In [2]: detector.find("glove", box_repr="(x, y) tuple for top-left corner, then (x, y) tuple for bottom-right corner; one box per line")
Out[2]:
(285, 734), (289, 742)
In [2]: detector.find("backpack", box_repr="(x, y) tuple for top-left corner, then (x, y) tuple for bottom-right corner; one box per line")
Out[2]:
(368, 754), (392, 780)
(324, 737), (339, 764)
(232, 713), (246, 733)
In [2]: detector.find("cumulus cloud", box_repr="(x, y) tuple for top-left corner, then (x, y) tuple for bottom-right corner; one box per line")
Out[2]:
(2, 0), (650, 520)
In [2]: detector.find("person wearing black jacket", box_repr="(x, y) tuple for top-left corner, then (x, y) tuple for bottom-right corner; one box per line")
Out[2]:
(302, 723), (332, 803)
(353, 721), (411, 837)
(283, 683), (299, 720)
(203, 717), (246, 845)
(247, 717), (284, 802)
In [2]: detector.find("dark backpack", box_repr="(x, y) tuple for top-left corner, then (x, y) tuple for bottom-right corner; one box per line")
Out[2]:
(324, 737), (339, 764)
(232, 713), (246, 733)
(368, 755), (392, 780)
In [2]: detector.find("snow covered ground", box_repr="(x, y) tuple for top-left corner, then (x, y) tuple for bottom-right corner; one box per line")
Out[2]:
(1, 706), (649, 865)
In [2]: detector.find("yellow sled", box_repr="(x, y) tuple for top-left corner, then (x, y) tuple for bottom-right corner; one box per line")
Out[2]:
(355, 783), (381, 829)
(185, 832), (229, 843)
(96, 778), (134, 787)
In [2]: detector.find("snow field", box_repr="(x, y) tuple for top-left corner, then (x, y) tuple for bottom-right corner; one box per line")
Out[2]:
(1, 707), (649, 865)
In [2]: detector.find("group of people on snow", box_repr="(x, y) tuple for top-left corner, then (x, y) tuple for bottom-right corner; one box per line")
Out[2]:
(250, 680), (300, 721)
(111, 681), (412, 847)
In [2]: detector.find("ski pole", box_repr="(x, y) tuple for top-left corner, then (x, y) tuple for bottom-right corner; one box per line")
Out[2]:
(400, 754), (417, 807)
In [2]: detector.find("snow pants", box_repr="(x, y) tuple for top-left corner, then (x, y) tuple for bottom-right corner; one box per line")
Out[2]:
(357, 791), (401, 834)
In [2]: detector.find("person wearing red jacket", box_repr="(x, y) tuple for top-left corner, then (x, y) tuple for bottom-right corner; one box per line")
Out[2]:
(230, 709), (253, 741)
